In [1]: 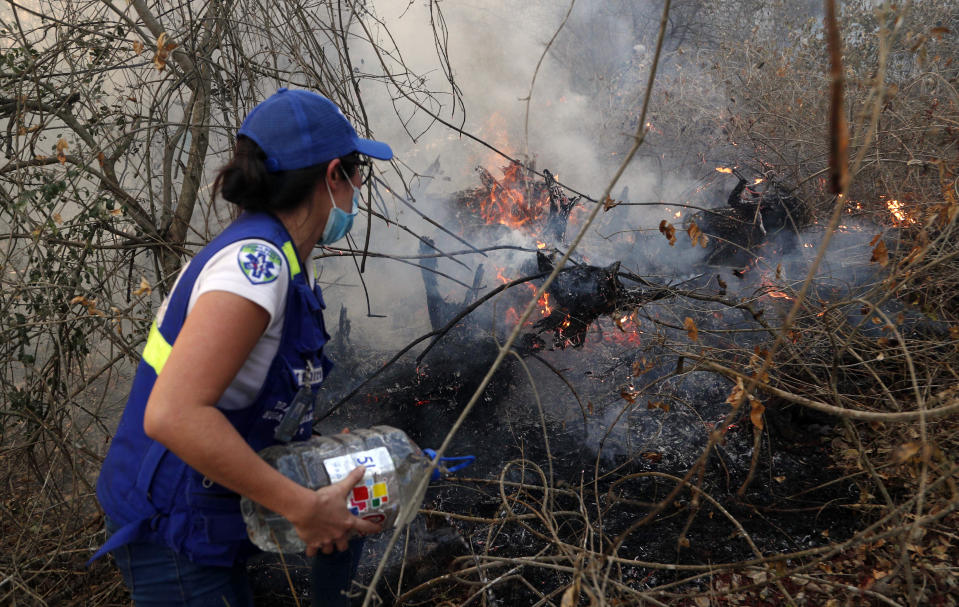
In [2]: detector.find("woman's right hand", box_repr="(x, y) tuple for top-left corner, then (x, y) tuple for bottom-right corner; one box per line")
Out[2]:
(287, 466), (382, 556)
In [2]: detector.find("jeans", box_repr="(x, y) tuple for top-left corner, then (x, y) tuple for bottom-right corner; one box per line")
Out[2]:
(106, 518), (364, 606)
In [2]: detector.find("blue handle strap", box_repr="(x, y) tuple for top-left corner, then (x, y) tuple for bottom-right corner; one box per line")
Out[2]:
(423, 449), (476, 480)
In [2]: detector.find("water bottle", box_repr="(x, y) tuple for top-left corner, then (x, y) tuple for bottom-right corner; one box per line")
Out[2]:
(241, 426), (473, 553)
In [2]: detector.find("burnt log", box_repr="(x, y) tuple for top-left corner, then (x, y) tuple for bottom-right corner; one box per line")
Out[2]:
(697, 175), (809, 266)
(542, 168), (579, 243)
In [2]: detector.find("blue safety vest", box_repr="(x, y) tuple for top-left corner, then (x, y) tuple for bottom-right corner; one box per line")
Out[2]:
(91, 212), (333, 566)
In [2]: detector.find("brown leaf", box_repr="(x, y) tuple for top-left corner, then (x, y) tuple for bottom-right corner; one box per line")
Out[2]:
(870, 239), (888, 267)
(52, 213), (62, 224)
(619, 386), (639, 404)
(717, 275), (727, 290)
(56, 138), (68, 164)
(603, 195), (617, 211)
(647, 401), (670, 412)
(683, 317), (698, 341)
(726, 376), (746, 407)
(659, 220), (677, 246)
(133, 277), (152, 297)
(892, 441), (921, 464)
(641, 451), (663, 462)
(153, 32), (178, 71)
(930, 26), (951, 40)
(749, 398), (765, 430)
(687, 221), (701, 247)
(632, 357), (653, 377)
(133, 40), (144, 55)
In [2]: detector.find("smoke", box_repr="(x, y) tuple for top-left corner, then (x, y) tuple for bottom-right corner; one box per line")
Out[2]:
(319, 2), (696, 342)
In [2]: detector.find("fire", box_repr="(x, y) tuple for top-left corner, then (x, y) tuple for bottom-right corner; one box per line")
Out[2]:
(760, 277), (792, 300)
(467, 162), (551, 232)
(886, 199), (915, 225)
(537, 291), (552, 317)
(753, 178), (764, 185)
(674, 211), (682, 218)
(536, 241), (547, 249)
(716, 167), (734, 174)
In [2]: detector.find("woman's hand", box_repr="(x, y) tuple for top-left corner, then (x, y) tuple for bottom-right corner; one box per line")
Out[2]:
(287, 466), (383, 556)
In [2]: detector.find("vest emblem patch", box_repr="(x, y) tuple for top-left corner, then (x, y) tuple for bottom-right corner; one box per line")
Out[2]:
(238, 243), (282, 284)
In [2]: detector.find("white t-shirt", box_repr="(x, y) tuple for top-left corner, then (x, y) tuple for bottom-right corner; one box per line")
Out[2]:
(156, 238), (314, 410)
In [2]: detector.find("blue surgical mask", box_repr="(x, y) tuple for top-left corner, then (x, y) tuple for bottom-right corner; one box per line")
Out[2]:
(319, 172), (360, 245)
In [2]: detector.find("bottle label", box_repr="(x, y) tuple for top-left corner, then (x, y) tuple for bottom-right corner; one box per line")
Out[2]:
(324, 447), (396, 518)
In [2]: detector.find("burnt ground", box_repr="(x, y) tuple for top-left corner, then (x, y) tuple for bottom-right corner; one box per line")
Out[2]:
(249, 310), (864, 605)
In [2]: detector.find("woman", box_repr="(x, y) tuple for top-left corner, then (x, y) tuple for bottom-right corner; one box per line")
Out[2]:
(92, 88), (393, 606)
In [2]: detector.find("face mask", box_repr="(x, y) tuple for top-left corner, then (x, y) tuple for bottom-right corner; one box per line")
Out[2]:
(319, 170), (360, 245)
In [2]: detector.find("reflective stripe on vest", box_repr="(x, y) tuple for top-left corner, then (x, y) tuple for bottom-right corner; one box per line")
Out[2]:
(142, 321), (172, 375)
(281, 241), (301, 277)
(140, 238), (298, 376)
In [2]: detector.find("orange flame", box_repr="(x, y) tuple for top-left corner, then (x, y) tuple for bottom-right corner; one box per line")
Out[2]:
(469, 163), (551, 232)
(716, 167), (734, 174)
(887, 199), (915, 225)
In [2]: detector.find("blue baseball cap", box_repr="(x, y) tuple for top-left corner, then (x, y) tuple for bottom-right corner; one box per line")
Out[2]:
(237, 88), (393, 172)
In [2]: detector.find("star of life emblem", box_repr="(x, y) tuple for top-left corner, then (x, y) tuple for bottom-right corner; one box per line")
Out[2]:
(238, 243), (282, 284)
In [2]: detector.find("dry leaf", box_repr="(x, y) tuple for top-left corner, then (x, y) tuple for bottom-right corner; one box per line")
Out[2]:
(153, 32), (178, 71)
(892, 441), (920, 464)
(687, 221), (701, 247)
(133, 277), (152, 297)
(56, 138), (68, 164)
(642, 451), (663, 462)
(749, 398), (765, 430)
(686, 220), (709, 248)
(659, 220), (677, 246)
(70, 295), (103, 316)
(97, 151), (106, 167)
(52, 213), (62, 224)
(632, 357), (653, 377)
(603, 195), (617, 211)
(133, 40), (144, 55)
(647, 401), (670, 412)
(870, 239), (888, 266)
(683, 317), (698, 342)
(726, 376), (746, 407)
(620, 386), (639, 404)
(930, 26), (951, 40)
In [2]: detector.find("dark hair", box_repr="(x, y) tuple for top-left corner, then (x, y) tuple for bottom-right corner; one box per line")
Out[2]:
(212, 136), (359, 213)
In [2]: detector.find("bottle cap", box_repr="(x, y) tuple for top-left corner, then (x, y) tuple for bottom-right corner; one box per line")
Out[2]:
(423, 448), (476, 481)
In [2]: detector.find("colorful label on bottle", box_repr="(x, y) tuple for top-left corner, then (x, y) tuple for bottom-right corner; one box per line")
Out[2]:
(323, 447), (395, 517)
